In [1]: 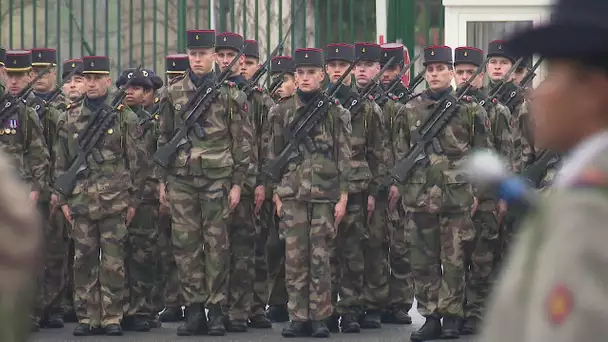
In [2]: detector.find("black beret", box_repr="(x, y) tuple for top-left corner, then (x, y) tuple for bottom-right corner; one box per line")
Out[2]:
(0, 47), (7, 66)
(325, 43), (355, 63)
(381, 43), (405, 66)
(82, 56), (110, 74)
(187, 29), (216, 49)
(294, 48), (323, 68)
(354, 42), (381, 61)
(31, 48), (57, 67)
(487, 40), (515, 63)
(62, 58), (83, 79)
(143, 69), (163, 89)
(243, 39), (259, 59)
(423, 45), (452, 66)
(165, 54), (189, 74)
(506, 0), (608, 59)
(216, 32), (244, 52)
(116, 68), (154, 89)
(4, 50), (32, 72)
(516, 55), (533, 70)
(270, 56), (295, 74)
(454, 47), (484, 67)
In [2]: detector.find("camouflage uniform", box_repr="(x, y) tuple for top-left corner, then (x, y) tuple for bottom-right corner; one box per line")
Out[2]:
(54, 57), (148, 333)
(394, 46), (492, 341)
(268, 48), (351, 338)
(0, 149), (42, 342)
(157, 36), (253, 335)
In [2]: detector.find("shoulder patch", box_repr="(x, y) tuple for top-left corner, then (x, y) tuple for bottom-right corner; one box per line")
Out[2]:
(546, 283), (572, 326)
(66, 103), (71, 110)
(571, 168), (607, 189)
(154, 97), (160, 104)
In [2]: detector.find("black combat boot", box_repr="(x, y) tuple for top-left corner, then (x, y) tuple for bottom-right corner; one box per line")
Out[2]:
(176, 303), (208, 336)
(340, 314), (361, 333)
(461, 316), (481, 335)
(327, 313), (340, 333)
(73, 323), (104, 336)
(121, 315), (151, 332)
(207, 305), (227, 336)
(441, 315), (461, 339)
(105, 323), (123, 336)
(360, 309), (382, 329)
(63, 309), (78, 323)
(311, 320), (330, 338)
(266, 304), (289, 322)
(281, 321), (311, 337)
(390, 307), (413, 324)
(248, 313), (272, 328)
(410, 315), (442, 341)
(381, 308), (393, 323)
(226, 319), (248, 332)
(159, 306), (183, 322)
(46, 309), (65, 328)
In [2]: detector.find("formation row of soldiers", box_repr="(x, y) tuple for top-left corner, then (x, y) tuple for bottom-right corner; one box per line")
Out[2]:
(0, 27), (540, 340)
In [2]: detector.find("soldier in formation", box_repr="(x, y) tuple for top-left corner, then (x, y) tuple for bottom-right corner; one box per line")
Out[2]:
(0, 20), (547, 340)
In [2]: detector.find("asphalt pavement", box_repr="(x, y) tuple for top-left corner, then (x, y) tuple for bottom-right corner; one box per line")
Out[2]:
(30, 307), (479, 342)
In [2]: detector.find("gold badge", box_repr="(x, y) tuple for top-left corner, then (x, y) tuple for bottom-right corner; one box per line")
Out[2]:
(71, 62), (76, 68)
(463, 51), (468, 57)
(38, 52), (42, 58)
(415, 120), (421, 126)
(175, 103), (182, 111)
(223, 36), (227, 42)
(430, 50), (435, 56)
(10, 129), (16, 135)
(4, 128), (10, 134)
(12, 59), (16, 64)
(195, 34), (200, 40)
(304, 53), (308, 58)
(335, 48), (339, 53)
(107, 128), (114, 135)
(362, 47), (366, 53)
(154, 97), (159, 103)
(90, 61), (95, 67)
(277, 60), (281, 65)
(384, 52), (387, 57)
(154, 114), (159, 120)
(0, 130), (4, 136)
(172, 61), (176, 66)
(498, 44), (502, 50)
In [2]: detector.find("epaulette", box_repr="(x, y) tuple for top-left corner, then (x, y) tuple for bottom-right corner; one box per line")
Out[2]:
(168, 73), (186, 85)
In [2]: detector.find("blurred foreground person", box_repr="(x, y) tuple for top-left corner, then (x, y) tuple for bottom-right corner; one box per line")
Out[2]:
(481, 0), (608, 341)
(0, 148), (42, 341)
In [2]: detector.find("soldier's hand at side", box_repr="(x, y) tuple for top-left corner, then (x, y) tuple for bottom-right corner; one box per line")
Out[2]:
(254, 185), (265, 215)
(125, 207), (136, 226)
(334, 199), (347, 227)
(159, 183), (168, 206)
(388, 185), (400, 210)
(273, 194), (283, 217)
(159, 202), (170, 216)
(29, 191), (39, 203)
(470, 196), (479, 217)
(50, 194), (59, 219)
(367, 195), (375, 217)
(228, 185), (241, 210)
(61, 204), (73, 223)
(496, 199), (508, 223)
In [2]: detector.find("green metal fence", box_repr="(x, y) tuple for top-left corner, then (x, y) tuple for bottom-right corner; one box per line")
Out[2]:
(0, 0), (443, 77)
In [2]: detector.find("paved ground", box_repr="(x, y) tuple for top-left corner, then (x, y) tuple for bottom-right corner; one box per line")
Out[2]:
(30, 307), (479, 342)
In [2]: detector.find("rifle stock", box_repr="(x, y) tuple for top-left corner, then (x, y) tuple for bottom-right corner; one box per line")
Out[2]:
(522, 150), (560, 188)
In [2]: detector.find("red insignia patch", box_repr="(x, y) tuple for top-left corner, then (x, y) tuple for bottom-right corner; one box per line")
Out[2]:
(243, 103), (248, 113)
(546, 284), (573, 325)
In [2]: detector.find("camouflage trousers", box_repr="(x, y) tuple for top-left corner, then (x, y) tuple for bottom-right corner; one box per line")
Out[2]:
(125, 203), (159, 318)
(155, 213), (180, 309)
(408, 211), (475, 318)
(464, 210), (499, 319)
(251, 200), (275, 316)
(497, 214), (519, 268)
(35, 202), (69, 319)
(363, 196), (391, 311)
(281, 200), (333, 321)
(167, 175), (230, 306)
(387, 201), (414, 311)
(63, 239), (75, 313)
(72, 214), (129, 327)
(266, 210), (287, 307)
(334, 193), (365, 315)
(226, 197), (256, 321)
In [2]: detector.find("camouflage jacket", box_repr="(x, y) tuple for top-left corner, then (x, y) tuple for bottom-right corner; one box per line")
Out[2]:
(267, 92), (352, 202)
(392, 88), (492, 212)
(375, 93), (401, 194)
(0, 89), (50, 193)
(489, 80), (535, 172)
(135, 104), (162, 203)
(26, 91), (66, 201)
(157, 72), (253, 188)
(53, 95), (148, 220)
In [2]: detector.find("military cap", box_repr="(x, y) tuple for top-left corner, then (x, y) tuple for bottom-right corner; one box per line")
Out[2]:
(270, 56), (295, 75)
(423, 45), (453, 66)
(354, 42), (381, 62)
(487, 40), (515, 63)
(516, 55), (533, 70)
(294, 48), (323, 68)
(506, 0), (608, 58)
(82, 56), (110, 75)
(381, 43), (405, 66)
(187, 29), (216, 49)
(324, 43), (355, 63)
(166, 54), (189, 75)
(4, 50), (32, 72)
(0, 47), (5, 66)
(243, 39), (260, 59)
(62, 58), (83, 79)
(144, 69), (164, 89)
(454, 47), (484, 67)
(116, 68), (154, 89)
(216, 32), (244, 52)
(30, 48), (57, 67)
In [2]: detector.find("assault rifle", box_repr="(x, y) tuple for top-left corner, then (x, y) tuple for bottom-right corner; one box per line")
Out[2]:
(262, 58), (360, 182)
(381, 54), (421, 101)
(53, 65), (142, 197)
(153, 43), (248, 169)
(268, 75), (285, 98)
(479, 57), (523, 108)
(0, 65), (53, 118)
(345, 56), (396, 115)
(503, 57), (545, 108)
(390, 57), (490, 183)
(522, 149), (560, 188)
